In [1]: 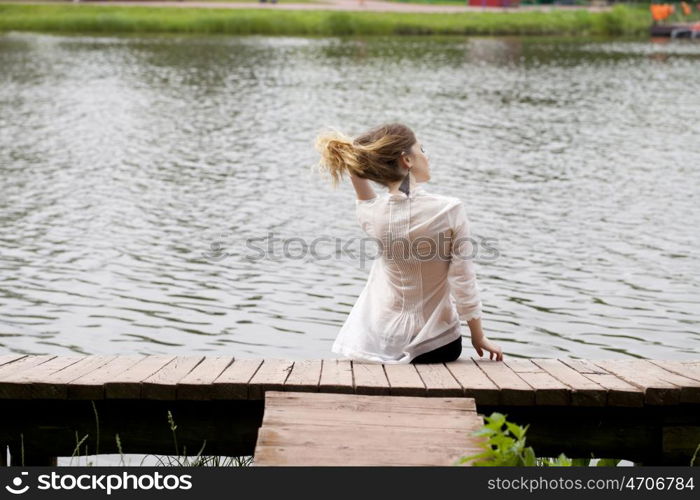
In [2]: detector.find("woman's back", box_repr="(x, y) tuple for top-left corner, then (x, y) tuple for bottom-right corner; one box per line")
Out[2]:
(334, 184), (482, 363)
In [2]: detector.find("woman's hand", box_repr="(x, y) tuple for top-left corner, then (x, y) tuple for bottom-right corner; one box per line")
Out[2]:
(471, 335), (504, 361)
(467, 317), (503, 361)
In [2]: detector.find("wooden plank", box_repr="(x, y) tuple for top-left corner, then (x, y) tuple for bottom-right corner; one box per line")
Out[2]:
(383, 363), (426, 396)
(318, 359), (353, 394)
(413, 363), (463, 397)
(257, 424), (482, 449)
(141, 356), (204, 400)
(642, 360), (700, 403)
(176, 356), (234, 400)
(0, 356), (84, 399)
(104, 355), (177, 399)
(265, 391), (476, 412)
(0, 355), (57, 381)
(444, 359), (500, 405)
(211, 359), (263, 399)
(248, 359), (294, 400)
(253, 444), (480, 466)
(531, 359), (607, 406)
(0, 354), (27, 368)
(351, 362), (391, 396)
(261, 407), (480, 430)
(283, 360), (322, 393)
(473, 359), (534, 405)
(32, 356), (117, 399)
(68, 356), (146, 400)
(254, 392), (485, 466)
(561, 359), (609, 374)
(600, 359), (700, 404)
(649, 360), (700, 383)
(503, 359), (570, 406)
(558, 358), (644, 407)
(593, 359), (681, 405)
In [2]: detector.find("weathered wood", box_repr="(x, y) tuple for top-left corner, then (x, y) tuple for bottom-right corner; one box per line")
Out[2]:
(253, 445), (479, 466)
(177, 356), (234, 400)
(261, 406), (480, 429)
(0, 355), (56, 379)
(283, 360), (322, 393)
(0, 356), (84, 399)
(649, 360), (700, 383)
(104, 355), (177, 399)
(383, 363), (425, 396)
(644, 361), (700, 402)
(318, 359), (353, 394)
(0, 356), (698, 408)
(351, 361), (391, 395)
(68, 356), (146, 400)
(593, 359), (682, 405)
(257, 424), (481, 448)
(254, 391), (484, 466)
(413, 363), (463, 397)
(32, 356), (118, 399)
(530, 359), (607, 406)
(473, 359), (534, 405)
(141, 356), (204, 400)
(0, 355), (27, 368)
(559, 358), (644, 407)
(503, 359), (570, 406)
(444, 358), (499, 405)
(248, 359), (294, 400)
(211, 359), (263, 400)
(265, 391), (476, 412)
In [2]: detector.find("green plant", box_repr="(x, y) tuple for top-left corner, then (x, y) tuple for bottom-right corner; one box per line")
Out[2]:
(69, 431), (90, 466)
(455, 412), (622, 467)
(15, 403), (252, 466)
(137, 410), (253, 467)
(455, 412), (538, 466)
(115, 433), (126, 467)
(691, 441), (700, 467)
(92, 400), (100, 460)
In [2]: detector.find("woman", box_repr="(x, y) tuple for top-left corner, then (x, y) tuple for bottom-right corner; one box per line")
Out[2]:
(315, 122), (503, 364)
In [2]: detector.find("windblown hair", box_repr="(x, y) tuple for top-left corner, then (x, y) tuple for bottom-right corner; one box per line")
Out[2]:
(314, 123), (417, 188)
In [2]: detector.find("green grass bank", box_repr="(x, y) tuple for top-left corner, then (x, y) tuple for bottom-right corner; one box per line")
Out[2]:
(0, 3), (651, 37)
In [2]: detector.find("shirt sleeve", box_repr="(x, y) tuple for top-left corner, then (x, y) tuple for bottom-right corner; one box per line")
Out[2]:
(447, 201), (483, 322)
(355, 197), (377, 236)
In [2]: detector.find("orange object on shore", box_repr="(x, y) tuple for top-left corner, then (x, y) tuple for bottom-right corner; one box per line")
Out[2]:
(681, 1), (692, 15)
(650, 4), (674, 22)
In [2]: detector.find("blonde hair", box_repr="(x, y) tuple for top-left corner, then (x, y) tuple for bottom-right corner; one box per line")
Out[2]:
(314, 123), (417, 188)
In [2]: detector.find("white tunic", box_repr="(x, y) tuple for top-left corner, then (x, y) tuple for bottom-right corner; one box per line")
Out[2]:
(332, 183), (483, 364)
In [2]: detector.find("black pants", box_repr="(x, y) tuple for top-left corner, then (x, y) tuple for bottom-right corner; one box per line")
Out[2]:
(411, 336), (462, 364)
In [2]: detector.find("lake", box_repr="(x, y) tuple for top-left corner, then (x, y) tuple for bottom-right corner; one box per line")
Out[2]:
(1, 32), (699, 361)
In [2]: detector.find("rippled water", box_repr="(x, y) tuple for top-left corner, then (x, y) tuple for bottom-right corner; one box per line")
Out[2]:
(1, 32), (699, 360)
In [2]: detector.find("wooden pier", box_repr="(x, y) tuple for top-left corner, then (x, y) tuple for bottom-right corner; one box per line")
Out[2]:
(0, 355), (698, 465)
(254, 392), (484, 466)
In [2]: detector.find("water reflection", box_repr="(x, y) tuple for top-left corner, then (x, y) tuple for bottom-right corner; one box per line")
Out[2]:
(0, 33), (698, 360)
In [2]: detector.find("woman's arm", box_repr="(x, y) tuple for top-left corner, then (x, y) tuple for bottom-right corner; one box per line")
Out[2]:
(447, 202), (503, 361)
(349, 172), (376, 201)
(468, 317), (503, 361)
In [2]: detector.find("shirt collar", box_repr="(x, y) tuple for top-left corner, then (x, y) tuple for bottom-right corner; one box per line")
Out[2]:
(385, 183), (426, 201)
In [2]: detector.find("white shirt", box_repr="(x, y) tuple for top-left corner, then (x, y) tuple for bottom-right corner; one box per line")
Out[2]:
(332, 183), (483, 364)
